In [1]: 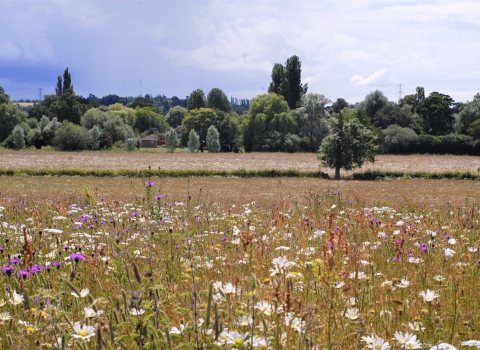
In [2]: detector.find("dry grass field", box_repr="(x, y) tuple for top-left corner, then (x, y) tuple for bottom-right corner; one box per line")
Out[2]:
(1, 150), (480, 177)
(1, 176), (479, 208)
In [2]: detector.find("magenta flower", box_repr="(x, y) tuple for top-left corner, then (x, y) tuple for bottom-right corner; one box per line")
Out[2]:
(70, 253), (86, 262)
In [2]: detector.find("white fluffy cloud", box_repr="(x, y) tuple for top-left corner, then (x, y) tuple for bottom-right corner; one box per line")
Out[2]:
(350, 69), (398, 87)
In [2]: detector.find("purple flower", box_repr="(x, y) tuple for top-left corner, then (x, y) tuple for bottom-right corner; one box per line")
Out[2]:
(63, 245), (69, 250)
(132, 212), (137, 217)
(145, 181), (154, 187)
(420, 243), (429, 252)
(18, 270), (29, 279)
(154, 194), (163, 200)
(9, 258), (21, 265)
(195, 217), (201, 223)
(443, 234), (451, 239)
(222, 237), (227, 243)
(52, 261), (62, 268)
(69, 253), (85, 262)
(31, 265), (44, 273)
(88, 224), (95, 229)
(1, 266), (13, 275)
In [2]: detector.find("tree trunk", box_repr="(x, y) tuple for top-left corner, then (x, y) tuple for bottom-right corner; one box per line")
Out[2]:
(335, 167), (341, 180)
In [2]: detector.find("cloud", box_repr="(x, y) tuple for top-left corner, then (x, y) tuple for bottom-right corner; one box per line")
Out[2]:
(350, 69), (398, 87)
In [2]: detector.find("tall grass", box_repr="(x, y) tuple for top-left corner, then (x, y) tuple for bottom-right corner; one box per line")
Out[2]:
(0, 181), (478, 348)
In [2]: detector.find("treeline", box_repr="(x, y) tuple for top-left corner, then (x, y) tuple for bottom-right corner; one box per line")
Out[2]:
(2, 57), (480, 155)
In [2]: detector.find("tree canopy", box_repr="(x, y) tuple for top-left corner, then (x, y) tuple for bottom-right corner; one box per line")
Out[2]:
(268, 55), (307, 109)
(416, 92), (454, 135)
(187, 89), (206, 110)
(295, 93), (330, 152)
(207, 88), (232, 112)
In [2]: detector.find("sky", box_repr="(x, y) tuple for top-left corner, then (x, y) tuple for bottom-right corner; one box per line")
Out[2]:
(1, 0), (479, 104)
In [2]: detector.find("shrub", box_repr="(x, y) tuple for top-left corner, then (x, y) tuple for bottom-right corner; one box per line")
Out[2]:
(12, 125), (25, 149)
(88, 125), (102, 150)
(164, 128), (178, 152)
(52, 122), (90, 151)
(381, 125), (419, 154)
(187, 129), (200, 152)
(206, 125), (220, 153)
(282, 133), (301, 152)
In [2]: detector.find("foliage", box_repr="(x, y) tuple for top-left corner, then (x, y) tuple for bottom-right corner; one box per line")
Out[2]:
(181, 108), (217, 145)
(207, 88), (232, 112)
(81, 108), (109, 129)
(187, 89), (206, 110)
(164, 127), (179, 152)
(130, 97), (156, 109)
(416, 92), (454, 135)
(88, 125), (102, 150)
(206, 125), (220, 153)
(166, 105), (188, 128)
(372, 103), (414, 129)
(268, 56), (308, 109)
(295, 93), (331, 152)
(52, 121), (90, 151)
(0, 100), (28, 142)
(134, 107), (168, 133)
(187, 129), (200, 152)
(0, 86), (10, 104)
(358, 90), (389, 120)
(381, 125), (419, 154)
(252, 131), (301, 152)
(107, 103), (136, 127)
(318, 100), (377, 179)
(12, 125), (25, 149)
(102, 116), (134, 148)
(454, 93), (480, 134)
(467, 118), (480, 139)
(242, 93), (296, 152)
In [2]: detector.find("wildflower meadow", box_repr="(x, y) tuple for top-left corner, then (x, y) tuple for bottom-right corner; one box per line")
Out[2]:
(0, 179), (479, 349)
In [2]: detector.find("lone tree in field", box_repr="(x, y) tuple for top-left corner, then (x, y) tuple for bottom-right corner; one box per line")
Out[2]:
(164, 128), (179, 153)
(206, 125), (220, 153)
(187, 129), (200, 152)
(318, 98), (376, 180)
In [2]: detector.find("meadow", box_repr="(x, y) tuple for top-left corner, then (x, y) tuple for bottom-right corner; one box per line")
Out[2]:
(0, 152), (479, 349)
(2, 149), (480, 177)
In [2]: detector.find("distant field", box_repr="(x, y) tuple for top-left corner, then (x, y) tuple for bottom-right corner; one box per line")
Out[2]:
(15, 101), (35, 107)
(1, 149), (480, 176)
(1, 176), (480, 207)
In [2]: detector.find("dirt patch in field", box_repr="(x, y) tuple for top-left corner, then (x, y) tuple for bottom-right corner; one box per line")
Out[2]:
(1, 150), (480, 177)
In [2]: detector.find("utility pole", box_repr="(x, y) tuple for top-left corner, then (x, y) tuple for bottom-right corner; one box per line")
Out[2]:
(396, 84), (404, 103)
(37, 88), (43, 101)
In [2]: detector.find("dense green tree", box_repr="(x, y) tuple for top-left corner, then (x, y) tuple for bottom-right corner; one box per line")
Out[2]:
(0, 86), (10, 104)
(88, 125), (102, 150)
(372, 103), (414, 129)
(102, 117), (134, 147)
(181, 108), (217, 145)
(242, 93), (296, 152)
(454, 93), (480, 134)
(318, 99), (376, 179)
(12, 125), (25, 149)
(130, 97), (156, 110)
(101, 95), (121, 106)
(207, 88), (232, 112)
(108, 104), (136, 127)
(52, 122), (90, 151)
(381, 125), (419, 153)
(359, 90), (389, 121)
(187, 89), (206, 110)
(81, 108), (109, 129)
(267, 64), (286, 97)
(284, 55), (308, 109)
(56, 76), (63, 96)
(164, 128), (178, 152)
(134, 107), (168, 133)
(187, 129), (200, 152)
(206, 125), (220, 153)
(63, 68), (72, 92)
(416, 92), (454, 135)
(49, 88), (87, 124)
(295, 93), (330, 152)
(166, 106), (188, 127)
(268, 56), (308, 110)
(0, 101), (28, 142)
